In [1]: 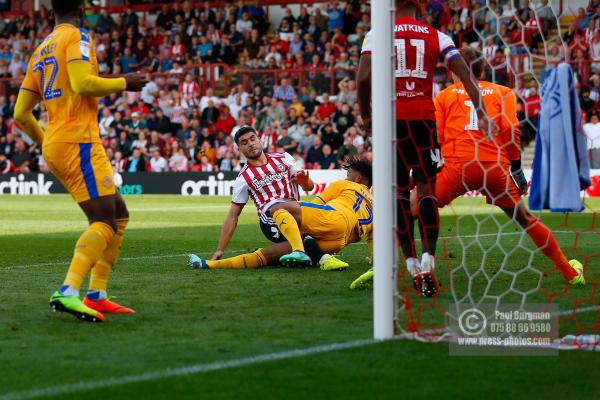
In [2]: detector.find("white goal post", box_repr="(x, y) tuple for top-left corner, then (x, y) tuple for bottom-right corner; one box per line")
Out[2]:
(372, 0), (397, 340)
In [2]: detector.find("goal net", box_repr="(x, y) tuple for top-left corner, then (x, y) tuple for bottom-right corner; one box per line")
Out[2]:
(373, 0), (600, 351)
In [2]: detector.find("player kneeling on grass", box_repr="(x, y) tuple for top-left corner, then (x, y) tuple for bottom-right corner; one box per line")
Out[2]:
(350, 47), (585, 293)
(192, 125), (348, 270)
(188, 160), (373, 271)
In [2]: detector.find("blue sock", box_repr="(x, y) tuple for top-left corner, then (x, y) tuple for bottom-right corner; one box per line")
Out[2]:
(86, 290), (107, 301)
(59, 285), (79, 296)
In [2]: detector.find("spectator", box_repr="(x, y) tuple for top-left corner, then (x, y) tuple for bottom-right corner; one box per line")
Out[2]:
(146, 130), (167, 157)
(117, 131), (133, 158)
(214, 106), (236, 136)
(584, 112), (600, 168)
(113, 151), (126, 173)
(277, 127), (297, 154)
(202, 100), (221, 127)
(180, 74), (200, 108)
(11, 139), (33, 173)
(273, 78), (296, 107)
(337, 78), (357, 107)
(319, 144), (337, 169)
(200, 88), (221, 111)
(199, 155), (215, 171)
(305, 134), (324, 168)
(337, 135), (359, 163)
(150, 147), (169, 172)
(99, 107), (115, 139)
(332, 103), (355, 135)
(126, 148), (146, 173)
(315, 93), (336, 121)
(119, 47), (138, 73)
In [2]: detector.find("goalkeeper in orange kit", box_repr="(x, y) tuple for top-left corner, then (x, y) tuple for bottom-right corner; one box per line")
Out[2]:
(14, 0), (147, 322)
(429, 47), (584, 289)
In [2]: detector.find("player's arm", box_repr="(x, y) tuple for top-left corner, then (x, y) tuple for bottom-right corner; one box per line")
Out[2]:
(434, 94), (446, 146)
(212, 202), (244, 260)
(68, 62), (147, 96)
(292, 169), (315, 191)
(311, 180), (343, 205)
(284, 152), (314, 191)
(501, 89), (528, 195)
(14, 90), (44, 146)
(357, 30), (372, 133)
(357, 53), (371, 132)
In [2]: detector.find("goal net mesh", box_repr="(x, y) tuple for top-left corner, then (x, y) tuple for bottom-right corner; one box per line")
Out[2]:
(393, 0), (600, 350)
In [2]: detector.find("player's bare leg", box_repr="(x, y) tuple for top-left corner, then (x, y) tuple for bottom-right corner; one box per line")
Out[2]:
(501, 203), (584, 284)
(414, 180), (440, 297)
(84, 193), (135, 314)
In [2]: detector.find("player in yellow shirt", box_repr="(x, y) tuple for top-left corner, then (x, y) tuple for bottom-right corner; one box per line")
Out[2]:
(14, 0), (147, 322)
(188, 160), (373, 270)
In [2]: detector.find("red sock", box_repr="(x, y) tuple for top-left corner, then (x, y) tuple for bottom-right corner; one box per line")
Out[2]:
(525, 219), (576, 281)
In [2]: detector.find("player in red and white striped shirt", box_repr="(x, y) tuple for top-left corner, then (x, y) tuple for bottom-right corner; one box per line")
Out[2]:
(209, 126), (315, 266)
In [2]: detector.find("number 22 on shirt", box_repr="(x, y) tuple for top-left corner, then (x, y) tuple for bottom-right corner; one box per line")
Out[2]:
(32, 56), (62, 100)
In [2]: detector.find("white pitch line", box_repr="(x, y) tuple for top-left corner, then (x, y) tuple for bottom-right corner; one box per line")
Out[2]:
(0, 338), (377, 400)
(2, 230), (597, 270)
(1, 250), (250, 270)
(2, 305), (599, 399)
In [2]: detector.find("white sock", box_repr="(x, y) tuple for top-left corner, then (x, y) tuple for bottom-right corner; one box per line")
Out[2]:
(406, 257), (420, 276)
(59, 285), (79, 297)
(421, 252), (435, 273)
(319, 254), (331, 265)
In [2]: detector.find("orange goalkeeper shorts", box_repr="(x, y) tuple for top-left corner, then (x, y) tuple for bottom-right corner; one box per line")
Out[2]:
(436, 161), (521, 209)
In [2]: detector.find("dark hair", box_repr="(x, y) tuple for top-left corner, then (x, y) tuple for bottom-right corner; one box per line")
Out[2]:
(234, 126), (257, 145)
(461, 46), (486, 79)
(345, 159), (372, 187)
(51, 0), (83, 15)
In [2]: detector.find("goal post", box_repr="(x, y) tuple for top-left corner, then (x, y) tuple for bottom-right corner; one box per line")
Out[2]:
(372, 0), (397, 340)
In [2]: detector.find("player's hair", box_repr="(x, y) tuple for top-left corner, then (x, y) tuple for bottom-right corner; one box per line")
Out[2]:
(345, 159), (373, 187)
(234, 126), (258, 145)
(51, 0), (83, 15)
(395, 0), (422, 10)
(461, 46), (486, 79)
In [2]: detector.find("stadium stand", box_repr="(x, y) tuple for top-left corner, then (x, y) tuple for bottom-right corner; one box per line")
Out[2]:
(0, 0), (598, 173)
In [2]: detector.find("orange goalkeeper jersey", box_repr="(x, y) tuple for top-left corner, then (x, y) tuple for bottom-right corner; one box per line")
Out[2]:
(434, 80), (521, 165)
(20, 24), (100, 145)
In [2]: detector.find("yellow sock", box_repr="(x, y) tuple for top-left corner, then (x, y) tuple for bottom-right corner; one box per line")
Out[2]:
(89, 218), (128, 293)
(63, 222), (115, 291)
(207, 250), (267, 269)
(272, 209), (304, 252)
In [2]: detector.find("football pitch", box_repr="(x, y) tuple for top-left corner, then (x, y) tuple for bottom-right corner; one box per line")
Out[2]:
(1, 195), (599, 399)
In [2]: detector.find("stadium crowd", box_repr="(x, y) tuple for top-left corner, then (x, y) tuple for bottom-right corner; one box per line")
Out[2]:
(0, 0), (599, 174)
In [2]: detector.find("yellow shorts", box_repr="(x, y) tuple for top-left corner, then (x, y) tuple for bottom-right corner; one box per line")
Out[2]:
(299, 202), (354, 254)
(43, 142), (115, 203)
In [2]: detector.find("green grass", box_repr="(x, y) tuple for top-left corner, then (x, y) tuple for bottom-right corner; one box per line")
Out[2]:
(0, 195), (599, 399)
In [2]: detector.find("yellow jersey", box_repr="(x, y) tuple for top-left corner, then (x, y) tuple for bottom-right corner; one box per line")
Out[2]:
(316, 180), (373, 242)
(20, 24), (100, 145)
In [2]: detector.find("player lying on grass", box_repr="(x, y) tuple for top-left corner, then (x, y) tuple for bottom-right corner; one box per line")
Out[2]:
(205, 126), (348, 270)
(188, 159), (373, 270)
(351, 47), (585, 293)
(14, 0), (147, 322)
